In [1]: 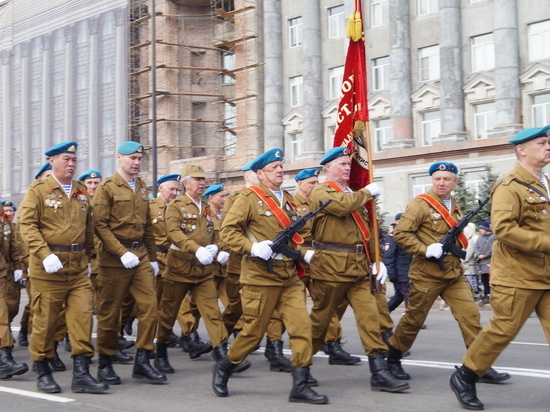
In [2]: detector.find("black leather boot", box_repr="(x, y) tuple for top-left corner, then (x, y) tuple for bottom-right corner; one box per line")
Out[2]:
(212, 356), (236, 397)
(450, 365), (484, 410)
(266, 339), (292, 372)
(132, 349), (167, 383)
(17, 327), (29, 347)
(97, 353), (121, 385)
(111, 349), (134, 364)
(71, 356), (108, 393)
(264, 337), (273, 360)
(124, 316), (135, 336)
(64, 334), (71, 352)
(34, 359), (61, 393)
(154, 342), (175, 374)
(49, 341), (66, 372)
(289, 367), (329, 404)
(0, 347), (28, 379)
(327, 340), (361, 365)
(211, 342), (251, 374)
(478, 367), (510, 384)
(186, 331), (212, 359)
(369, 353), (410, 392)
(386, 344), (411, 380)
(118, 335), (135, 350)
(167, 330), (178, 348)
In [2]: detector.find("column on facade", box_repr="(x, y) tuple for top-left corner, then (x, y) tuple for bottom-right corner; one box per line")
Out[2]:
(115, 7), (128, 148)
(88, 17), (99, 168)
(300, 0), (323, 160)
(64, 25), (75, 142)
(387, 0), (414, 149)
(41, 34), (52, 155)
(488, 0), (522, 138)
(263, 0), (284, 151)
(1, 50), (12, 196)
(20, 42), (31, 188)
(436, 0), (466, 143)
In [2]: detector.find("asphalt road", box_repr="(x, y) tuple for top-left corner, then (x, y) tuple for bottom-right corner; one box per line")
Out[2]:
(2, 292), (549, 412)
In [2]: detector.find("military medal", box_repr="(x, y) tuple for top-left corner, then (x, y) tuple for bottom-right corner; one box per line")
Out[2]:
(542, 209), (548, 216)
(265, 211), (272, 216)
(153, 218), (158, 223)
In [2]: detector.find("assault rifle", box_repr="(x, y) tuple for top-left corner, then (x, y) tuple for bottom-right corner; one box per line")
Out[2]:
(266, 199), (332, 273)
(433, 197), (489, 271)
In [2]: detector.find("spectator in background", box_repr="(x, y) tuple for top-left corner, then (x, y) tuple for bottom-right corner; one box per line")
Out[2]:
(462, 223), (481, 301)
(474, 221), (495, 304)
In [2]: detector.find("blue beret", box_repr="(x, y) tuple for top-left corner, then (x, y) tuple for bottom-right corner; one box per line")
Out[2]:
(320, 147), (350, 165)
(242, 160), (254, 171)
(35, 162), (52, 179)
(251, 148), (284, 172)
(295, 168), (320, 181)
(509, 126), (550, 145)
(118, 141), (144, 155)
(45, 141), (78, 157)
(78, 169), (102, 181)
(1, 200), (16, 210)
(157, 174), (181, 186)
(204, 184), (225, 198)
(428, 162), (458, 175)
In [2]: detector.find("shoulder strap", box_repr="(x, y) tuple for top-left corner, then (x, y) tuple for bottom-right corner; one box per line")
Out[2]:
(511, 178), (550, 205)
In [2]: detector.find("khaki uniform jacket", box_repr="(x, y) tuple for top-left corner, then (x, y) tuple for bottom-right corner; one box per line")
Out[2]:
(394, 188), (464, 281)
(490, 164), (550, 289)
(293, 192), (314, 242)
(220, 182), (300, 286)
(308, 182), (375, 281)
(210, 211), (226, 278)
(164, 193), (214, 282)
(13, 223), (29, 273)
(18, 176), (93, 280)
(222, 189), (245, 277)
(0, 215), (22, 278)
(149, 197), (170, 267)
(93, 172), (156, 267)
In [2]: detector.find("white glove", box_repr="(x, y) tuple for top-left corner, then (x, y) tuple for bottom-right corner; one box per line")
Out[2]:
(120, 251), (140, 269)
(250, 240), (274, 261)
(303, 250), (315, 264)
(371, 262), (388, 283)
(426, 243), (443, 259)
(365, 183), (381, 198)
(87, 263), (92, 278)
(150, 261), (160, 276)
(43, 254), (63, 273)
(14, 270), (23, 282)
(216, 251), (230, 264)
(205, 244), (219, 258)
(195, 246), (214, 265)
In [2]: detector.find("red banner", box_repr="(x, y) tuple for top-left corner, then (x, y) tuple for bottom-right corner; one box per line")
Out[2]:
(332, 0), (370, 191)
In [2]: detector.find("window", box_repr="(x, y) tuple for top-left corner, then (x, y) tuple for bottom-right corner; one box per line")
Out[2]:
(411, 175), (432, 197)
(328, 66), (344, 100)
(371, 0), (389, 27)
(223, 103), (236, 155)
(471, 33), (495, 72)
(328, 5), (346, 39)
(222, 51), (235, 84)
(372, 56), (389, 91)
(419, 45), (440, 81)
(462, 169), (485, 199)
(533, 94), (550, 126)
(291, 133), (303, 162)
(289, 76), (303, 107)
(421, 111), (440, 146)
(418, 0), (438, 16)
(288, 17), (302, 48)
(528, 20), (550, 61)
(473, 102), (495, 139)
(374, 118), (393, 152)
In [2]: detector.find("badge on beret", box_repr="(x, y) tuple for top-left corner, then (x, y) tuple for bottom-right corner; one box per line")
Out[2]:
(91, 173), (97, 178)
(275, 151), (281, 158)
(137, 146), (143, 153)
(68, 145), (76, 152)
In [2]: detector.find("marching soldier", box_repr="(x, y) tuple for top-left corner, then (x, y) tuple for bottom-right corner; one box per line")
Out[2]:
(451, 126), (550, 410)
(217, 148), (328, 404)
(387, 161), (509, 385)
(93, 141), (166, 385)
(18, 141), (107, 393)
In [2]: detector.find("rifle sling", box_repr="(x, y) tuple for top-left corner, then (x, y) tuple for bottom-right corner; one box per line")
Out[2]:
(511, 178), (550, 205)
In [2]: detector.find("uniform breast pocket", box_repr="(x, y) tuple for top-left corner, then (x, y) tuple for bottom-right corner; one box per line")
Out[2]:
(113, 195), (132, 217)
(524, 197), (550, 221)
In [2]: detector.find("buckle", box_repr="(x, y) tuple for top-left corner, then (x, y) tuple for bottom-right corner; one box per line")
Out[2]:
(131, 241), (140, 250)
(356, 244), (364, 254)
(71, 243), (80, 253)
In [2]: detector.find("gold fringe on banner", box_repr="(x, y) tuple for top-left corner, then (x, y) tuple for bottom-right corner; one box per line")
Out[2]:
(353, 120), (366, 135)
(346, 11), (363, 42)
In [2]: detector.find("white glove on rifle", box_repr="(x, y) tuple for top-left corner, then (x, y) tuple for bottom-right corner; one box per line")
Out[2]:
(365, 183), (381, 198)
(205, 244), (219, 258)
(14, 270), (23, 282)
(371, 262), (388, 283)
(251, 240), (274, 261)
(426, 243), (443, 259)
(195, 246), (214, 265)
(150, 261), (160, 276)
(120, 251), (140, 269)
(43, 254), (63, 273)
(216, 251), (230, 264)
(87, 263), (92, 278)
(303, 250), (315, 264)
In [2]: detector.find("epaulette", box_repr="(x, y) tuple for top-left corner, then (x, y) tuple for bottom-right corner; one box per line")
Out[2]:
(239, 188), (254, 197)
(28, 180), (44, 189)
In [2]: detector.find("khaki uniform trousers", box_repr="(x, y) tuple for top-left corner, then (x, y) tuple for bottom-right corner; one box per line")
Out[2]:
(389, 275), (481, 352)
(20, 278), (32, 331)
(6, 274), (21, 323)
(310, 276), (387, 357)
(464, 285), (550, 376)
(97, 261), (157, 354)
(158, 278), (227, 346)
(222, 272), (243, 334)
(228, 274), (312, 367)
(29, 276), (94, 360)
(0, 275), (13, 348)
(376, 285), (394, 334)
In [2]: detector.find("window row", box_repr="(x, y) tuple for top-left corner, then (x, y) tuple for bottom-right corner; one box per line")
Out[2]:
(289, 4), (346, 48)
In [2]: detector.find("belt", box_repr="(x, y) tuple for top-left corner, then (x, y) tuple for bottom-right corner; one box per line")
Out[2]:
(156, 245), (168, 254)
(312, 241), (364, 254)
(48, 243), (85, 253)
(118, 238), (143, 250)
(301, 241), (313, 248)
